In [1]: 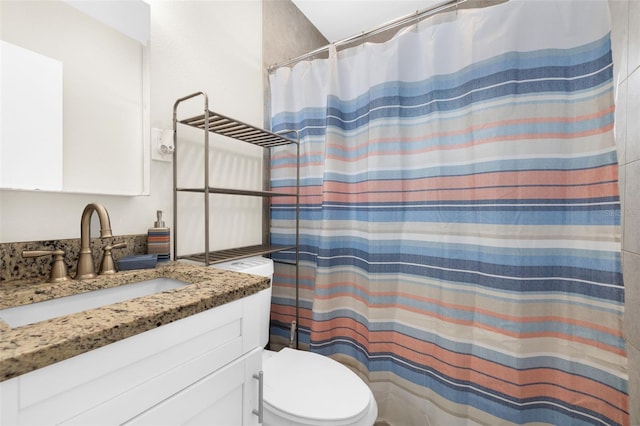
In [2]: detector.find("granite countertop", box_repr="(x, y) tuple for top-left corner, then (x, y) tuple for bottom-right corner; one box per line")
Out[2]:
(0, 262), (270, 382)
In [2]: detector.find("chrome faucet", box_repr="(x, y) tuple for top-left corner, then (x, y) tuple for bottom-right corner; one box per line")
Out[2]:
(76, 203), (113, 280)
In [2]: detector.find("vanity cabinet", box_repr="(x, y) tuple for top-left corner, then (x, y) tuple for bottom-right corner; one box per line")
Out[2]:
(0, 289), (266, 425)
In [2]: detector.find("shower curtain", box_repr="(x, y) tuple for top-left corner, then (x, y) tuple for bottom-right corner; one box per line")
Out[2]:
(268, 1), (628, 425)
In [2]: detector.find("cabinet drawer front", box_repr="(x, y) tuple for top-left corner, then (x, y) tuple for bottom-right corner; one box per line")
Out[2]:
(61, 336), (244, 426)
(124, 354), (245, 426)
(17, 297), (247, 425)
(124, 348), (262, 426)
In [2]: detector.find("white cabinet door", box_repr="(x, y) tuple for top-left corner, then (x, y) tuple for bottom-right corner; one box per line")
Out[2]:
(125, 347), (263, 426)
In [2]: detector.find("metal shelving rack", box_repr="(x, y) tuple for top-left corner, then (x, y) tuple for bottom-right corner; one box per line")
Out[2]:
(172, 92), (300, 277)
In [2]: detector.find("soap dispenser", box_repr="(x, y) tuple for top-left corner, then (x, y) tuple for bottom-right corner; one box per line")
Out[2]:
(147, 210), (170, 262)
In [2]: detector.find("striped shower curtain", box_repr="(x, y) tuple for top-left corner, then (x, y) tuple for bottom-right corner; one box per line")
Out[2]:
(268, 1), (629, 424)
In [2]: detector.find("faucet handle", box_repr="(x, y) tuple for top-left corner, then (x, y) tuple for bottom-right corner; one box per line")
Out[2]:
(99, 242), (127, 275)
(22, 249), (71, 283)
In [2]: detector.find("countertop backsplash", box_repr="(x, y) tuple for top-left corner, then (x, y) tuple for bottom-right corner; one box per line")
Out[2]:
(0, 234), (148, 282)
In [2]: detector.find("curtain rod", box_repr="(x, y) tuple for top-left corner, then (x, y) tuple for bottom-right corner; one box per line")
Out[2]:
(268, 0), (466, 72)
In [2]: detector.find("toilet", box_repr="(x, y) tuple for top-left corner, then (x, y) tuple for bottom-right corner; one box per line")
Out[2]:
(213, 256), (378, 426)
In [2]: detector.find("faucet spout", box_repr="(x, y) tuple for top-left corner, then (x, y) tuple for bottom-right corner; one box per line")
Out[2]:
(76, 203), (113, 280)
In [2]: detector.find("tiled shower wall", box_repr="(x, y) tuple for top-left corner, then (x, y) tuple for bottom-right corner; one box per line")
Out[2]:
(610, 0), (639, 423)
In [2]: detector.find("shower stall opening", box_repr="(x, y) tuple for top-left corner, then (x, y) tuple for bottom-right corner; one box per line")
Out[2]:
(268, 1), (628, 425)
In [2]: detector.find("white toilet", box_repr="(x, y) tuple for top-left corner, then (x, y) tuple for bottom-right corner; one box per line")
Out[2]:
(214, 257), (378, 426)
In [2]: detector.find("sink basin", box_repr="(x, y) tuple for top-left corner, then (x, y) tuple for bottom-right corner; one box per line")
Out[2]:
(0, 277), (189, 328)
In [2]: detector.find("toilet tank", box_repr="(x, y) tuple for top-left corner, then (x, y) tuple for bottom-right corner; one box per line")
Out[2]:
(212, 256), (273, 348)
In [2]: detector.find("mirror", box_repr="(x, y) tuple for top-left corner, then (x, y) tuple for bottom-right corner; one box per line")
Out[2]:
(0, 0), (150, 195)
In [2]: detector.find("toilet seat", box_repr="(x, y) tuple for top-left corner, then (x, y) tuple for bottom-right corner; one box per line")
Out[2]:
(262, 348), (377, 426)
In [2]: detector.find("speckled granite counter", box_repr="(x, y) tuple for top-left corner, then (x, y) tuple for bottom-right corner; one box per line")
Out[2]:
(0, 262), (269, 382)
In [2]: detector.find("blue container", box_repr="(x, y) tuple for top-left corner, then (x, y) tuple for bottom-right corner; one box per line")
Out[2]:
(118, 254), (158, 271)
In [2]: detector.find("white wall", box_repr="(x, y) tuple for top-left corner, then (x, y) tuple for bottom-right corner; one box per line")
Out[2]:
(150, 0), (265, 256)
(0, 0), (264, 254)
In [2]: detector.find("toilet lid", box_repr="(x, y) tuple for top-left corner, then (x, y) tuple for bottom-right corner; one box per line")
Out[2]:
(263, 348), (372, 424)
